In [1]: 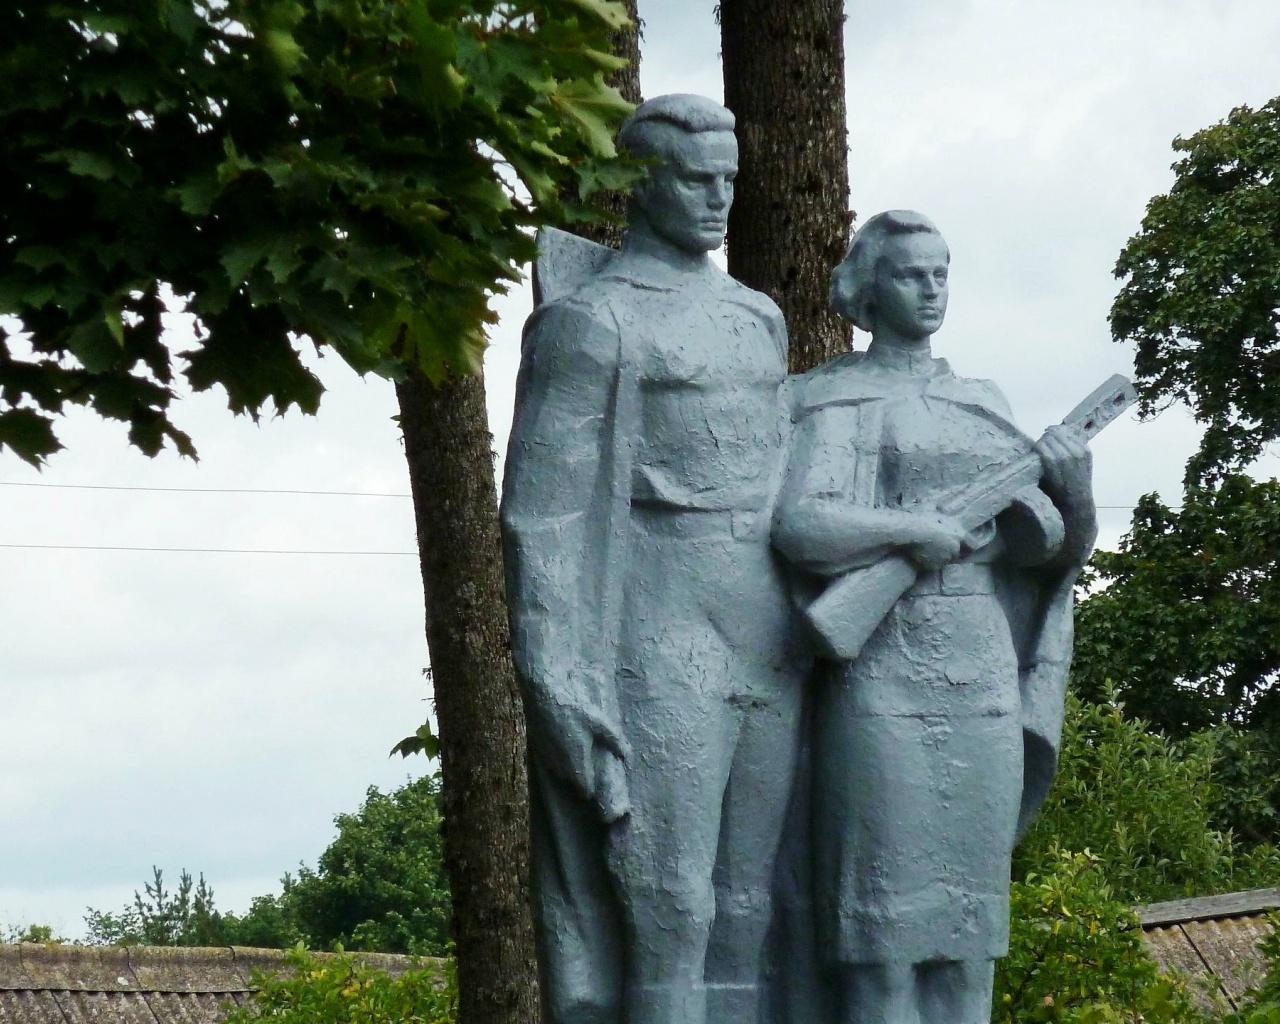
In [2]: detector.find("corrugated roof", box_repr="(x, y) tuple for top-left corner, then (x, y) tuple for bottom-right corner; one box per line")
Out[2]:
(0, 946), (427, 1024)
(1138, 889), (1280, 1012)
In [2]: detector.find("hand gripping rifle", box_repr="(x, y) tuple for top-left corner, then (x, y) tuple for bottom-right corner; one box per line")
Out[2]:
(802, 374), (1137, 661)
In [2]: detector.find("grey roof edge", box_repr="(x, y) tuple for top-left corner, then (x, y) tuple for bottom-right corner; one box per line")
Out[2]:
(0, 945), (440, 993)
(1138, 887), (1280, 928)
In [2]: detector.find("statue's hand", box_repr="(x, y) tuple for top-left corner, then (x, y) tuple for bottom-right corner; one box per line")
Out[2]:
(905, 513), (969, 571)
(534, 694), (631, 823)
(1036, 424), (1093, 509)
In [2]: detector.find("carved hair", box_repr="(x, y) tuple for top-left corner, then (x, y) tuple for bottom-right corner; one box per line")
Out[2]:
(830, 210), (949, 332)
(618, 94), (736, 164)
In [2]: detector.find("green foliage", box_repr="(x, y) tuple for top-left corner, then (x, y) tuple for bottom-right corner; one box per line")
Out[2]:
(284, 773), (450, 955)
(1112, 97), (1280, 482)
(1074, 477), (1280, 737)
(1202, 724), (1280, 847)
(85, 774), (450, 954)
(84, 866), (238, 946)
(0, 0), (637, 465)
(222, 947), (455, 1024)
(995, 850), (1206, 1024)
(1016, 692), (1280, 904)
(1, 922), (65, 944)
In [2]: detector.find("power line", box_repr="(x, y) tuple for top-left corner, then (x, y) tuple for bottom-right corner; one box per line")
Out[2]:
(0, 481), (1155, 511)
(0, 480), (411, 498)
(0, 543), (416, 556)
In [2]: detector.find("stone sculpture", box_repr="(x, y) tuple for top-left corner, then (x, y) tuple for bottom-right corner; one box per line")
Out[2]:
(771, 210), (1123, 1024)
(500, 94), (806, 1024)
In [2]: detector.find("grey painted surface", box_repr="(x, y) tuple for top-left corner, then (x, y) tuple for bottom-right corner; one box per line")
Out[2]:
(770, 211), (1100, 1023)
(501, 95), (806, 1024)
(503, 103), (1105, 1022)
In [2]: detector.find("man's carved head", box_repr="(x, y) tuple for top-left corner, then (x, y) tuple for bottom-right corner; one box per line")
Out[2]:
(618, 94), (738, 254)
(830, 210), (952, 338)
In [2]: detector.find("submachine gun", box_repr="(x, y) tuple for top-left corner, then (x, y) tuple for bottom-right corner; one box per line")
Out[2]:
(803, 374), (1138, 661)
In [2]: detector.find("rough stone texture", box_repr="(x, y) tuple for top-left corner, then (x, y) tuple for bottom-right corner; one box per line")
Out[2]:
(720, 0), (852, 373)
(768, 212), (1102, 1022)
(502, 96), (805, 1024)
(396, 368), (539, 1024)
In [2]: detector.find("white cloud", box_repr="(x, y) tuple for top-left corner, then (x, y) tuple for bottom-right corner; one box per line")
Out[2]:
(4, 0), (1280, 926)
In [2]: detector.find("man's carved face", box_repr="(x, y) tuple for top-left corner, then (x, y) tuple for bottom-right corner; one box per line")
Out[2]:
(634, 130), (738, 254)
(872, 231), (950, 341)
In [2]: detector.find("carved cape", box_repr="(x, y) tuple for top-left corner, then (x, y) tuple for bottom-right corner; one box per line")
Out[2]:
(499, 228), (789, 1022)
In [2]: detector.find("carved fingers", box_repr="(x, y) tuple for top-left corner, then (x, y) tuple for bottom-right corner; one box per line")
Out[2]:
(906, 513), (970, 571)
(1035, 423), (1093, 506)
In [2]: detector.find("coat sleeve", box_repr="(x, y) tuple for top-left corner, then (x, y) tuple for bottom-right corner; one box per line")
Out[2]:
(500, 297), (625, 731)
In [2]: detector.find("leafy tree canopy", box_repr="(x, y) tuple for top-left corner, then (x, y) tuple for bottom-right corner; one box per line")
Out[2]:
(1080, 96), (1280, 755)
(1112, 96), (1280, 483)
(1074, 478), (1280, 737)
(0, 0), (635, 466)
(224, 947), (456, 1024)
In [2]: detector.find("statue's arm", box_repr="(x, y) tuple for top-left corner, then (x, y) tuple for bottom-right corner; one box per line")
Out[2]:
(1032, 424), (1098, 569)
(501, 300), (631, 817)
(772, 404), (967, 577)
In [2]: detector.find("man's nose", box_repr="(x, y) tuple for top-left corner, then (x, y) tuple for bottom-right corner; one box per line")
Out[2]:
(708, 179), (730, 209)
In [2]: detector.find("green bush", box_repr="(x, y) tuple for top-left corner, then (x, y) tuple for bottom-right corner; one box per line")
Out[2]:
(1016, 692), (1280, 905)
(996, 849), (1206, 1023)
(222, 947), (455, 1024)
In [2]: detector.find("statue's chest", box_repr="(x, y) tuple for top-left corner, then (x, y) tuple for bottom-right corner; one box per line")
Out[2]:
(877, 393), (1027, 508)
(624, 296), (782, 389)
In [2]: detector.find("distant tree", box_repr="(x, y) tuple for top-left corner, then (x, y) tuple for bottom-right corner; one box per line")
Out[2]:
(1, 923), (65, 944)
(84, 775), (450, 955)
(1111, 98), (1280, 484)
(1015, 692), (1280, 906)
(1077, 96), (1280, 754)
(1074, 480), (1280, 738)
(84, 867), (227, 947)
(283, 774), (450, 955)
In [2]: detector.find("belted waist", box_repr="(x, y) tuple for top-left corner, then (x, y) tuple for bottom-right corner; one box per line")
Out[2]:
(630, 503), (771, 541)
(908, 561), (997, 596)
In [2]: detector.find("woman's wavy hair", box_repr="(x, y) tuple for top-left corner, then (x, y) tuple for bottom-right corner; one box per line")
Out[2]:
(830, 210), (948, 332)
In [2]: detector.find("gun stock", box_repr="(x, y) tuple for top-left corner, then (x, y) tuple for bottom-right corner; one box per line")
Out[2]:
(800, 374), (1136, 661)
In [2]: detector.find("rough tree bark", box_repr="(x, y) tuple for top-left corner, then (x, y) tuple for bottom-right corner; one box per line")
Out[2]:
(396, 370), (538, 1024)
(581, 0), (642, 249)
(393, 10), (643, 1024)
(720, 0), (852, 373)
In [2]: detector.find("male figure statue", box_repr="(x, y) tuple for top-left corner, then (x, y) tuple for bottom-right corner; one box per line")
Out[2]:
(501, 94), (805, 1024)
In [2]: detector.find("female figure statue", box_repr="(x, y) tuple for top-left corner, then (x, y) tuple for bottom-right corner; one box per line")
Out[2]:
(772, 211), (1097, 1024)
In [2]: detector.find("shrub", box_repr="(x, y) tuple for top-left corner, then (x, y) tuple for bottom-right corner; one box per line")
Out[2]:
(1016, 692), (1280, 905)
(996, 849), (1207, 1023)
(222, 947), (455, 1024)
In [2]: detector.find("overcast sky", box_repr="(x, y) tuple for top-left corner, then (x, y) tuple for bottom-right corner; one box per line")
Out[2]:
(4, 0), (1280, 939)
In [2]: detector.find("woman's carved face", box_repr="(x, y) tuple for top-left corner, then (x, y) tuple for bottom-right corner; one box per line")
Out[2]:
(871, 231), (950, 342)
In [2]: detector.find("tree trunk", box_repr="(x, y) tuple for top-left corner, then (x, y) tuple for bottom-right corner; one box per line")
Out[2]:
(395, 369), (538, 1024)
(580, 0), (641, 249)
(721, 0), (852, 373)
(393, 13), (642, 1024)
